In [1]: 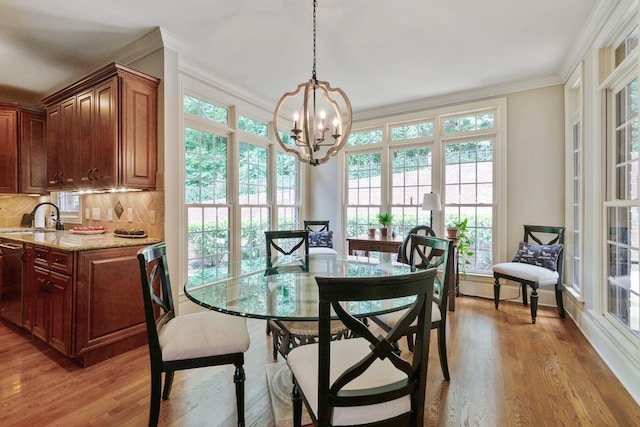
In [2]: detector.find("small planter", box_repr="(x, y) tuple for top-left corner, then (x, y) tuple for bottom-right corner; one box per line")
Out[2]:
(368, 228), (377, 237)
(380, 227), (388, 237)
(446, 226), (459, 239)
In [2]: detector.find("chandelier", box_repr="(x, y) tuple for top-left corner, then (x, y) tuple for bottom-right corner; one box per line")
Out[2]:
(273, 0), (352, 166)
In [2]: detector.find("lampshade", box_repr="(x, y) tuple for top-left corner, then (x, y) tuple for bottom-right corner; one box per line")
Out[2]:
(422, 192), (441, 212)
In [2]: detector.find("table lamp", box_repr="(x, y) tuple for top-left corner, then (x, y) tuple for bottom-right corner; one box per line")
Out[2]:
(422, 192), (441, 229)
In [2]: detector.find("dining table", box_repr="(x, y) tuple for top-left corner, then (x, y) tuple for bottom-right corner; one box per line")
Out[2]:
(183, 253), (420, 321)
(183, 253), (424, 425)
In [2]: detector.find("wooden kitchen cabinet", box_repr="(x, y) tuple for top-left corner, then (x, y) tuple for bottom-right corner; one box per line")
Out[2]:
(24, 245), (73, 356)
(0, 103), (46, 194)
(74, 246), (147, 366)
(23, 243), (147, 366)
(43, 62), (159, 191)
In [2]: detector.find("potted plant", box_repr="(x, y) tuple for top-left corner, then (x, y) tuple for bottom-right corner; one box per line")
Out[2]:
(376, 213), (393, 237)
(449, 218), (473, 282)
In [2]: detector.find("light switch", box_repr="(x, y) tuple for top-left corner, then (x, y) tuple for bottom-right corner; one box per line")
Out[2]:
(85, 208), (90, 220)
(107, 208), (113, 221)
(127, 207), (133, 222)
(150, 211), (155, 224)
(92, 208), (100, 220)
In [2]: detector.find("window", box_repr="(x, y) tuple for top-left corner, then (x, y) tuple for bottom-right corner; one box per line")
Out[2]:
(275, 152), (299, 230)
(53, 191), (82, 224)
(185, 127), (230, 285)
(346, 151), (382, 237)
(444, 140), (494, 272)
(238, 141), (269, 274)
(390, 147), (433, 236)
(605, 77), (639, 338)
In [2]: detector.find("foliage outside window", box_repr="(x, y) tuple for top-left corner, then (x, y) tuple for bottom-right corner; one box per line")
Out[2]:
(183, 95), (228, 124)
(238, 115), (268, 137)
(348, 129), (382, 146)
(54, 191), (82, 224)
(443, 113), (494, 134)
(391, 121), (433, 141)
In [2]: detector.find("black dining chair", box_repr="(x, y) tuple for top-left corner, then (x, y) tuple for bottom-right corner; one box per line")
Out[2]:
(265, 230), (310, 275)
(370, 234), (454, 380)
(304, 220), (339, 256)
(492, 225), (565, 323)
(265, 229), (349, 360)
(397, 224), (436, 265)
(137, 243), (250, 427)
(287, 268), (436, 426)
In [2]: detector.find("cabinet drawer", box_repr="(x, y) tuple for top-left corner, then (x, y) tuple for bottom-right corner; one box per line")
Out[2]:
(50, 250), (72, 274)
(32, 247), (73, 274)
(33, 247), (49, 268)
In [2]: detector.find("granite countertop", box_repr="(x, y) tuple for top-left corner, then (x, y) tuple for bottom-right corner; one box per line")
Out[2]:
(0, 228), (162, 251)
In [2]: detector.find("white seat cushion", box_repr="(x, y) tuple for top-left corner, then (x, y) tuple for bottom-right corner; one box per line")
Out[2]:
(375, 301), (440, 328)
(159, 311), (250, 361)
(287, 337), (411, 425)
(309, 247), (339, 255)
(493, 262), (559, 286)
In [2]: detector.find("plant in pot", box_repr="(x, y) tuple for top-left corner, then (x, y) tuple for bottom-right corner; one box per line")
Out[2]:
(376, 213), (393, 237)
(449, 218), (474, 290)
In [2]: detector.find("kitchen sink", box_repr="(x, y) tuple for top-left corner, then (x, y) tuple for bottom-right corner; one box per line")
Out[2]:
(0, 228), (60, 234)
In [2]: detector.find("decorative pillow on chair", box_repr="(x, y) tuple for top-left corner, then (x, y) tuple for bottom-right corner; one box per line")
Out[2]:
(309, 231), (333, 248)
(512, 241), (563, 271)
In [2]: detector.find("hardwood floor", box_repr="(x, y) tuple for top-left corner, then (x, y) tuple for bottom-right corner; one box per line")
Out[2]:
(0, 296), (638, 426)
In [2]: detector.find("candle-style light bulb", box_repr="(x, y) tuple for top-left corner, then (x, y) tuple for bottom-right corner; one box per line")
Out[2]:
(332, 117), (339, 135)
(293, 111), (299, 129)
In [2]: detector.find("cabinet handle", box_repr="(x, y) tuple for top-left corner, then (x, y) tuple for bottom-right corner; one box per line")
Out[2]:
(54, 173), (64, 185)
(40, 279), (49, 292)
(93, 168), (99, 180)
(54, 258), (61, 263)
(87, 169), (93, 180)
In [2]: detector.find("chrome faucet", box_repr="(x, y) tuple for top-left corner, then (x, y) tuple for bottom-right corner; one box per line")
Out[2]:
(30, 202), (64, 230)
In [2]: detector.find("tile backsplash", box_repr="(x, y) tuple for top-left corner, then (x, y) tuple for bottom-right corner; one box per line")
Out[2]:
(0, 191), (164, 238)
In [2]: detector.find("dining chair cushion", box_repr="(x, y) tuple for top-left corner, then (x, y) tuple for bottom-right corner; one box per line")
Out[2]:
(287, 337), (410, 425)
(159, 311), (250, 361)
(492, 262), (559, 286)
(308, 246), (339, 255)
(308, 231), (333, 248)
(373, 301), (441, 327)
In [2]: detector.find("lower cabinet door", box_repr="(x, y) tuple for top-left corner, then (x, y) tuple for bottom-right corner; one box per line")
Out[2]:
(47, 271), (72, 355)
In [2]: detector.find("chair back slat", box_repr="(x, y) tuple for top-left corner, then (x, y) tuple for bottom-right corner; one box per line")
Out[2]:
(408, 234), (453, 312)
(398, 225), (436, 265)
(264, 230), (310, 275)
(304, 220), (330, 232)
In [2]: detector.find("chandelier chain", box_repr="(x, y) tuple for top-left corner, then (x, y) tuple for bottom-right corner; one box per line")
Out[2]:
(312, 0), (317, 80)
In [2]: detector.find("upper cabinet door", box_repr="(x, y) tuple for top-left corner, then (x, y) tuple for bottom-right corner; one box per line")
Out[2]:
(42, 63), (158, 191)
(0, 108), (18, 193)
(19, 109), (46, 194)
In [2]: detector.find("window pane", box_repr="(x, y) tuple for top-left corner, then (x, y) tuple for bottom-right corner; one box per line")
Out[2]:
(185, 128), (227, 204)
(238, 115), (268, 137)
(187, 206), (230, 284)
(346, 152), (382, 235)
(348, 130), (382, 146)
(183, 95), (228, 124)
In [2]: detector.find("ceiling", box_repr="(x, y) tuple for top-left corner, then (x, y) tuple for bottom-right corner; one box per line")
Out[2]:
(0, 0), (599, 114)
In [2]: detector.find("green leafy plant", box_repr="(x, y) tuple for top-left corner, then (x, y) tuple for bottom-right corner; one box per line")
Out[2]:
(376, 213), (393, 228)
(450, 218), (474, 279)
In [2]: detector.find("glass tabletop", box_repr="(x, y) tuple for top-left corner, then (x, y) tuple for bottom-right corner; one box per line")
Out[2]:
(184, 254), (418, 320)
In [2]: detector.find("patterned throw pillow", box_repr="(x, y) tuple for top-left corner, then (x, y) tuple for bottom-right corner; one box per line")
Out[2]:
(309, 231), (333, 248)
(512, 241), (563, 271)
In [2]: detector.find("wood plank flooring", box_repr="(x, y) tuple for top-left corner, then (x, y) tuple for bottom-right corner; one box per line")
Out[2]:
(0, 296), (638, 426)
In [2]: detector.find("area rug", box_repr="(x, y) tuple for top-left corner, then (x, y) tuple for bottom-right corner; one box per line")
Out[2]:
(265, 362), (312, 427)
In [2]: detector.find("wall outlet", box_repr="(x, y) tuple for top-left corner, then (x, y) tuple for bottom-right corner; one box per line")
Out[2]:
(150, 210), (155, 224)
(107, 208), (113, 221)
(127, 207), (133, 222)
(92, 208), (100, 220)
(85, 208), (90, 220)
